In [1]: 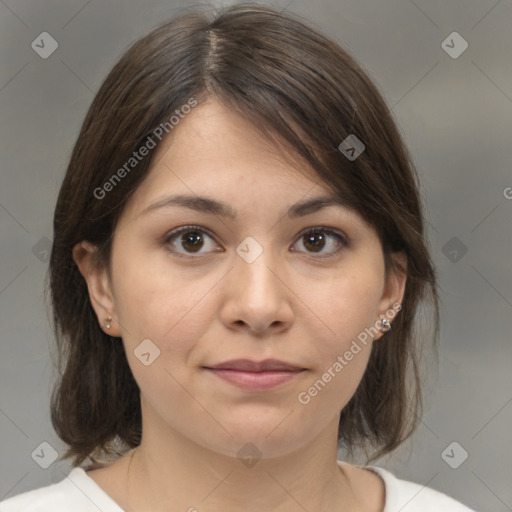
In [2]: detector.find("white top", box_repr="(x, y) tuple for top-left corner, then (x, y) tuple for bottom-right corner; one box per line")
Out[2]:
(0, 460), (477, 511)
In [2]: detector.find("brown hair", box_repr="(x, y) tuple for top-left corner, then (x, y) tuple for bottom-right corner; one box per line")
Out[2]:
(48, 2), (439, 467)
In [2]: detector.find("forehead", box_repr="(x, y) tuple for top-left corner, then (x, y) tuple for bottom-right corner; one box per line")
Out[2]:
(123, 98), (341, 220)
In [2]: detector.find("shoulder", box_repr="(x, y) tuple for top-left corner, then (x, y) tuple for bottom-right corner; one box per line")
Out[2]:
(365, 464), (478, 512)
(0, 468), (124, 512)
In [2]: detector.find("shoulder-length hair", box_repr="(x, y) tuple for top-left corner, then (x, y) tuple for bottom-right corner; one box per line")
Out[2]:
(48, 2), (439, 467)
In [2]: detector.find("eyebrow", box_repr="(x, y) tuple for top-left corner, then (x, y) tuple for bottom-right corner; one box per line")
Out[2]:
(139, 193), (348, 220)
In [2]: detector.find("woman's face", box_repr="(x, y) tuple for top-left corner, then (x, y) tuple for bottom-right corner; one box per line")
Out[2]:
(78, 98), (406, 459)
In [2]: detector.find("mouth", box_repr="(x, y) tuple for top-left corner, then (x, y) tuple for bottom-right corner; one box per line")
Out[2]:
(202, 359), (306, 392)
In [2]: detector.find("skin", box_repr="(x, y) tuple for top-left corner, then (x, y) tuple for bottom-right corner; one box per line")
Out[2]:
(73, 98), (407, 512)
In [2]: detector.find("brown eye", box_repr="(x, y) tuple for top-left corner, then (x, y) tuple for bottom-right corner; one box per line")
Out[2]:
(164, 226), (220, 257)
(293, 228), (348, 258)
(303, 231), (326, 252)
(180, 230), (204, 252)
(163, 225), (348, 260)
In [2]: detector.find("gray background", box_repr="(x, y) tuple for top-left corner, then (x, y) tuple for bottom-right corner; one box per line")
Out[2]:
(1, 1), (511, 511)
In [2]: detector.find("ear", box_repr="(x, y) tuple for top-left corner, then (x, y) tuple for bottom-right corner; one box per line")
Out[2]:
(374, 251), (407, 340)
(72, 241), (122, 337)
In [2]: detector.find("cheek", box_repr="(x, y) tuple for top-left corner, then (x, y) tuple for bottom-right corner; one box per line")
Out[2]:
(296, 317), (375, 423)
(313, 267), (384, 347)
(111, 242), (216, 341)
(109, 233), (385, 433)
(297, 267), (383, 408)
(109, 253), (221, 407)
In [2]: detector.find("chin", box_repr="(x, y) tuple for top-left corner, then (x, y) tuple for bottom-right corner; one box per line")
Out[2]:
(200, 427), (307, 462)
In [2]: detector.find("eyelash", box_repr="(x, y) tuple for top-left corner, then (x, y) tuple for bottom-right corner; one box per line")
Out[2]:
(162, 225), (349, 260)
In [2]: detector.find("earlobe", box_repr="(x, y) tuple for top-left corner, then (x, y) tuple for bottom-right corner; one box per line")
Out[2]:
(72, 241), (122, 337)
(375, 251), (408, 339)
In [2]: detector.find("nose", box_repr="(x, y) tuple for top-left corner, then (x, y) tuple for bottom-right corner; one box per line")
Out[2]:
(219, 245), (294, 336)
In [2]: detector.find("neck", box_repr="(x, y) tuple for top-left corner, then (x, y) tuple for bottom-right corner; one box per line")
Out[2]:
(122, 417), (363, 512)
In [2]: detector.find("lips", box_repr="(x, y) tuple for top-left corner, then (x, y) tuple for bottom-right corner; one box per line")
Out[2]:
(205, 358), (305, 372)
(203, 359), (306, 392)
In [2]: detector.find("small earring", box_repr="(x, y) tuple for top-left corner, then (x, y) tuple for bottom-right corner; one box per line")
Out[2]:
(103, 317), (112, 330)
(380, 318), (392, 332)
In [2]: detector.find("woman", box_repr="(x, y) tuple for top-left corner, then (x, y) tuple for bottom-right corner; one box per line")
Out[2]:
(1, 3), (476, 511)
